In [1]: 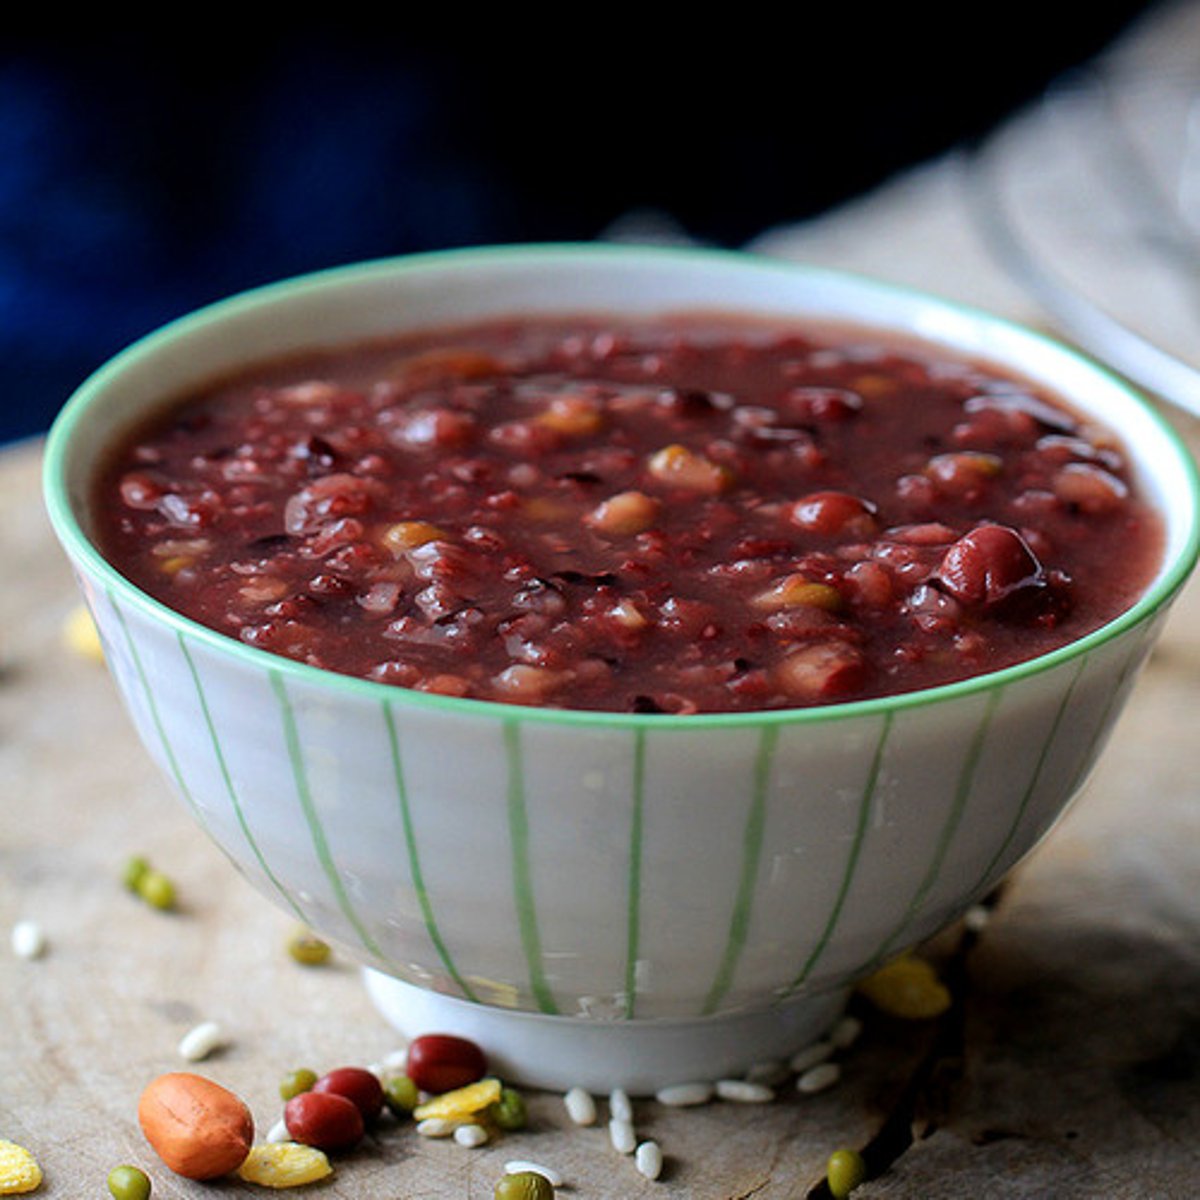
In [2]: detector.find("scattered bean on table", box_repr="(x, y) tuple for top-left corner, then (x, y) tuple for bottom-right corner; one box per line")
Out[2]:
(286, 927), (332, 966)
(106, 1164), (151, 1200)
(312, 1067), (385, 1122)
(826, 1147), (868, 1198)
(279, 1068), (318, 1101)
(405, 1034), (487, 1094)
(504, 1160), (563, 1187)
(283, 1090), (364, 1153)
(495, 1171), (555, 1200)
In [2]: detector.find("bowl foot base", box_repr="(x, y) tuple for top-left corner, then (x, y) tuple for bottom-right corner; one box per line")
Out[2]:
(363, 969), (850, 1095)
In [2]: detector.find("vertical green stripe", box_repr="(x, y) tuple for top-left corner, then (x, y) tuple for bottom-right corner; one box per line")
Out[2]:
(623, 727), (647, 1019)
(861, 687), (1003, 973)
(108, 592), (200, 822)
(269, 670), (385, 962)
(1064, 633), (1151, 797)
(503, 720), (559, 1015)
(974, 656), (1087, 894)
(782, 711), (894, 999)
(178, 632), (309, 923)
(382, 701), (478, 1003)
(702, 724), (779, 1016)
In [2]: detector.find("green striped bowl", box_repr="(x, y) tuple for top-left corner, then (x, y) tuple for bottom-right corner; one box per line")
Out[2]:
(43, 245), (1200, 1091)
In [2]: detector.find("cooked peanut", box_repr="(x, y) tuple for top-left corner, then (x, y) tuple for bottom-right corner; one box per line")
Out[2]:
(647, 443), (734, 493)
(586, 490), (660, 536)
(751, 575), (843, 613)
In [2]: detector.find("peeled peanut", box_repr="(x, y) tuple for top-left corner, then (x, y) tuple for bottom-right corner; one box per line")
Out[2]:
(138, 1071), (254, 1180)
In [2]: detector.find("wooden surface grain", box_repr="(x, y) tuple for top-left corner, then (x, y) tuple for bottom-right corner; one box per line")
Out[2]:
(3, 388), (1198, 1200)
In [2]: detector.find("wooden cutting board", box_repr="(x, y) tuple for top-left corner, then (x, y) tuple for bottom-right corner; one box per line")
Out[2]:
(3, 424), (1199, 1199)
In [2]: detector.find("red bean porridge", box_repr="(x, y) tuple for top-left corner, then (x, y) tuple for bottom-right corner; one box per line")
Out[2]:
(93, 315), (1163, 713)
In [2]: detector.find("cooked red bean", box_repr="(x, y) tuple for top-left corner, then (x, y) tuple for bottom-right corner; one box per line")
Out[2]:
(405, 1034), (487, 1095)
(790, 491), (878, 538)
(935, 523), (1045, 609)
(94, 315), (1163, 712)
(312, 1067), (385, 1122)
(284, 1090), (365, 1152)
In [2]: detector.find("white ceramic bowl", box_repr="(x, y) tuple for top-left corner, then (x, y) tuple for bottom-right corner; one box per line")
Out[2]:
(43, 245), (1200, 1092)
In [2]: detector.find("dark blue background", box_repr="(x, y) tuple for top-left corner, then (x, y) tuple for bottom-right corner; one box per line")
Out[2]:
(1, 12), (1156, 444)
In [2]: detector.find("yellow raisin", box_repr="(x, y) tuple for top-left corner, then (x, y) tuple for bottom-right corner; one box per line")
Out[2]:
(236, 1143), (332, 1189)
(856, 955), (952, 1019)
(413, 1077), (503, 1122)
(159, 555), (195, 576)
(0, 1140), (42, 1195)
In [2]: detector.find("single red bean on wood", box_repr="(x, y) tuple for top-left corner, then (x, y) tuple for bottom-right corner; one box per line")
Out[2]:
(284, 1090), (365, 1152)
(312, 1067), (385, 1122)
(405, 1034), (488, 1094)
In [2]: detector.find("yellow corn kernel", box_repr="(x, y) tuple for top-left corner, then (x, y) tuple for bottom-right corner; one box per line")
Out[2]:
(413, 1077), (502, 1122)
(852, 372), (896, 399)
(236, 1143), (333, 1188)
(62, 604), (104, 663)
(537, 394), (604, 436)
(381, 520), (446, 555)
(646, 444), (734, 494)
(521, 497), (573, 522)
(393, 347), (502, 384)
(0, 1140), (42, 1195)
(586, 490), (660, 537)
(159, 554), (195, 576)
(856, 955), (951, 1019)
(752, 575), (843, 613)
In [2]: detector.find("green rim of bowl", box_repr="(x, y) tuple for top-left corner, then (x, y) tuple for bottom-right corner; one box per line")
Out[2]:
(42, 242), (1200, 730)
